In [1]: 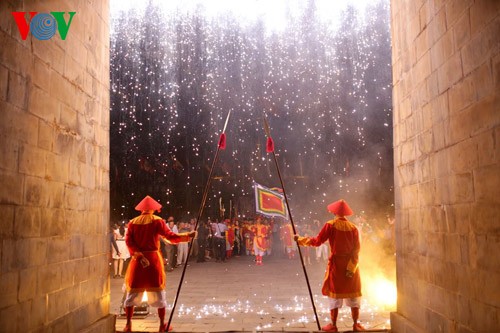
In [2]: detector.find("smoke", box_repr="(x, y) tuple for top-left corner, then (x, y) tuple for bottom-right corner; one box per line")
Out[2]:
(359, 215), (396, 311)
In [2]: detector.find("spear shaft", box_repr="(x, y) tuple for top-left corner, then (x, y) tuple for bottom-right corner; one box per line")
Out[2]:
(263, 115), (322, 331)
(166, 111), (231, 332)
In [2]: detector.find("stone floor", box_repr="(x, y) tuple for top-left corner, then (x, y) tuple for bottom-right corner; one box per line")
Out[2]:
(111, 254), (392, 332)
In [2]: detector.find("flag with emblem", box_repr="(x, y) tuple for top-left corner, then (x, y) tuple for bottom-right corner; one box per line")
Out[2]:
(254, 182), (288, 219)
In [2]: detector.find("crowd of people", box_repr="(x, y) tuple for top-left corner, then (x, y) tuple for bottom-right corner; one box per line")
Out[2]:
(110, 210), (395, 276)
(111, 214), (317, 275)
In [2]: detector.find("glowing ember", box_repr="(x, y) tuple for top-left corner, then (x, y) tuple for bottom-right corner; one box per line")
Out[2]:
(141, 291), (148, 303)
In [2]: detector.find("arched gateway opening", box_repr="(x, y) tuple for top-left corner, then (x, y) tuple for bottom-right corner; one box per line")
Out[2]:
(108, 0), (395, 331)
(0, 0), (498, 332)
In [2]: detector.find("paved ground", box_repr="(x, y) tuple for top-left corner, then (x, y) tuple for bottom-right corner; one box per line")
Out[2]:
(111, 255), (392, 332)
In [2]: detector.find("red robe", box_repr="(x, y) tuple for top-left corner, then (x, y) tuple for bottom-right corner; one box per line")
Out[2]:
(280, 224), (294, 249)
(297, 217), (362, 299)
(252, 224), (269, 251)
(125, 213), (190, 293)
(242, 225), (254, 254)
(226, 225), (235, 249)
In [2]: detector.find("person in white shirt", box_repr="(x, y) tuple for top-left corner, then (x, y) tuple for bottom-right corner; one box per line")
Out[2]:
(164, 217), (178, 270)
(112, 223), (130, 278)
(176, 222), (191, 266)
(212, 220), (227, 262)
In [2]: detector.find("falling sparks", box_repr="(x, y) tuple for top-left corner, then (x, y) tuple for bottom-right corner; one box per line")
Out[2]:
(109, 0), (393, 219)
(169, 294), (392, 330)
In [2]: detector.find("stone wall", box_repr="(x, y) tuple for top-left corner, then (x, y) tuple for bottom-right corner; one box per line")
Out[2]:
(390, 0), (499, 332)
(0, 0), (113, 331)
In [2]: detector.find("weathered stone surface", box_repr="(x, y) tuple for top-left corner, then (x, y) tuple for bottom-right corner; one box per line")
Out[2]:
(392, 0), (499, 331)
(0, 65), (7, 100)
(0, 170), (24, 205)
(18, 268), (37, 302)
(474, 163), (500, 203)
(0, 1), (111, 331)
(19, 144), (46, 178)
(28, 85), (60, 123)
(0, 271), (18, 309)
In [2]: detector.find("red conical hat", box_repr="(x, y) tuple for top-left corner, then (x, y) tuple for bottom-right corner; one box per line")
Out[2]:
(135, 195), (162, 212)
(327, 199), (353, 216)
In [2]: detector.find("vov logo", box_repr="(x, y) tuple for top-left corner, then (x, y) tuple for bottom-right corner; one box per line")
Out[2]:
(12, 12), (76, 41)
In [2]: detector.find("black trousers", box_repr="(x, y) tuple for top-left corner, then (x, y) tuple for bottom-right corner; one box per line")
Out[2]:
(197, 241), (206, 261)
(214, 237), (225, 261)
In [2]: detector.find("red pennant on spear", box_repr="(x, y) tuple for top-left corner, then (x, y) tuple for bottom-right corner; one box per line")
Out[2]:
(217, 110), (231, 150)
(218, 133), (226, 149)
(263, 114), (275, 153)
(266, 136), (274, 153)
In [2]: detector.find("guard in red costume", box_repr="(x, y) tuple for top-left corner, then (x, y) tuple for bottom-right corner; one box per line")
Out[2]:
(252, 216), (269, 265)
(242, 221), (254, 256)
(294, 199), (365, 332)
(123, 196), (195, 332)
(225, 219), (235, 258)
(280, 222), (296, 259)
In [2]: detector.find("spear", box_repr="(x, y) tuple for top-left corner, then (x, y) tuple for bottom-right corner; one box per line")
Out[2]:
(165, 110), (231, 332)
(262, 113), (322, 331)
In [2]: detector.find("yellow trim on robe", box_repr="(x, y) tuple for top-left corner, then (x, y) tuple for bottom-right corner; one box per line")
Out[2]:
(130, 213), (163, 225)
(327, 217), (357, 231)
(346, 258), (359, 275)
(296, 236), (313, 246)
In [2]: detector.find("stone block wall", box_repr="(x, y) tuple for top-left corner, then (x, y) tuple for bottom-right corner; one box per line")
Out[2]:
(0, 0), (113, 332)
(390, 0), (499, 332)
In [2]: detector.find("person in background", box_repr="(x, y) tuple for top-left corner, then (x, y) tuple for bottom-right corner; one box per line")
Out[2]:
(232, 219), (242, 257)
(110, 224), (120, 275)
(205, 218), (214, 260)
(252, 216), (270, 265)
(123, 196), (196, 332)
(280, 221), (296, 260)
(176, 221), (191, 267)
(112, 222), (130, 278)
(313, 219), (329, 263)
(196, 220), (209, 262)
(164, 216), (178, 271)
(225, 219), (235, 259)
(189, 218), (199, 259)
(213, 219), (227, 262)
(242, 220), (254, 256)
(294, 199), (365, 332)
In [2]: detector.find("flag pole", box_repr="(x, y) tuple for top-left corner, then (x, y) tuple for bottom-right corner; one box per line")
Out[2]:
(165, 110), (231, 332)
(262, 114), (322, 331)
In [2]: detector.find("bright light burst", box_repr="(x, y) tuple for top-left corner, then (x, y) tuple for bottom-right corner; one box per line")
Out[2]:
(364, 276), (397, 310)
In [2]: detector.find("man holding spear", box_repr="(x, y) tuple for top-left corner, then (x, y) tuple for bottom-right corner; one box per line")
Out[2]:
(294, 199), (365, 332)
(123, 195), (196, 332)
